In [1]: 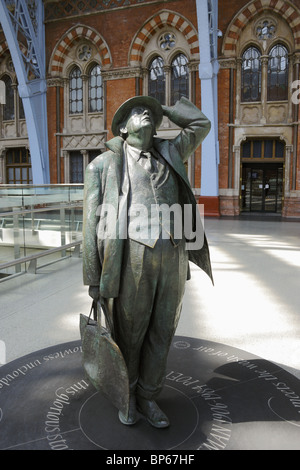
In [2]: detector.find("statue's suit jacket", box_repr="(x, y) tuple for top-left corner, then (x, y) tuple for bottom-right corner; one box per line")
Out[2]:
(83, 97), (213, 299)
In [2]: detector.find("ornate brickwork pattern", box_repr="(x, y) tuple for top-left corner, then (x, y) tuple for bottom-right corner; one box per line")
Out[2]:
(129, 10), (199, 65)
(49, 25), (112, 75)
(0, 40), (28, 60)
(223, 0), (300, 54)
(45, 0), (152, 22)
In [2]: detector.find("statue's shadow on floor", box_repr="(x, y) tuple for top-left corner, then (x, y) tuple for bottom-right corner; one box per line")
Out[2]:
(0, 336), (299, 450)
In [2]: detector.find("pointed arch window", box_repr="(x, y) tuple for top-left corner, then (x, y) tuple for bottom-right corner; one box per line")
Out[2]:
(267, 44), (289, 101)
(148, 56), (166, 105)
(2, 75), (15, 121)
(69, 66), (83, 114)
(88, 64), (103, 112)
(171, 53), (189, 105)
(241, 46), (262, 102)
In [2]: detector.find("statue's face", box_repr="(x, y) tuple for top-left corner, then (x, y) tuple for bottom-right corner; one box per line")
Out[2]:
(125, 106), (155, 135)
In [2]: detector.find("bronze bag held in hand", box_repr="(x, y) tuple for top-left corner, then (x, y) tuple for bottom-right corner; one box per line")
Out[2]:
(80, 301), (129, 419)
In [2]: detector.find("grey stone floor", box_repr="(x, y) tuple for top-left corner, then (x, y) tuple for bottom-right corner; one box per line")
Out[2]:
(0, 217), (299, 379)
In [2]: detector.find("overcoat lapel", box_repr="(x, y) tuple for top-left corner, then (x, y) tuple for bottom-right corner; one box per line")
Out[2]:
(154, 139), (191, 189)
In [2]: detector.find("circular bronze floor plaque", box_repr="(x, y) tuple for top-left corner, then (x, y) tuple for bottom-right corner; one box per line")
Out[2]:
(0, 337), (299, 450)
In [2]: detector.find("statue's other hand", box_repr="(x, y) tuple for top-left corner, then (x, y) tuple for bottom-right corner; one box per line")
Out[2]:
(88, 286), (100, 301)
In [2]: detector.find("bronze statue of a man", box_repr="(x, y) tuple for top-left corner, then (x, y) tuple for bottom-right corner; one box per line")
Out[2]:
(82, 96), (212, 428)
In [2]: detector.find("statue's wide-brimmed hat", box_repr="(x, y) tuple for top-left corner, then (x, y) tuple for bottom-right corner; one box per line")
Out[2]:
(111, 96), (163, 136)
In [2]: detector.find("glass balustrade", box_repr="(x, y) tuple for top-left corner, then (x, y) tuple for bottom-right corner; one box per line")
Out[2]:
(0, 185), (84, 277)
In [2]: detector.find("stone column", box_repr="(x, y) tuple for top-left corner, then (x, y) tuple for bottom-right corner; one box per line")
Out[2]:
(260, 55), (269, 124)
(63, 150), (70, 184)
(0, 149), (6, 184)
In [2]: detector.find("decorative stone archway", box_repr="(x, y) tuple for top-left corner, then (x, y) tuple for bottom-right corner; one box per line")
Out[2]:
(128, 10), (200, 66)
(48, 25), (112, 76)
(222, 0), (300, 55)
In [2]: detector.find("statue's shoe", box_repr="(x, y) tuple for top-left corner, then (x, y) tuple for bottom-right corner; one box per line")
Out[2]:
(118, 395), (137, 425)
(136, 397), (170, 428)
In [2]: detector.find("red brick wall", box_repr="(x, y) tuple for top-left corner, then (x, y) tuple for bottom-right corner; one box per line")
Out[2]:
(45, 1), (198, 72)
(106, 78), (136, 139)
(218, 68), (230, 190)
(43, 0), (300, 219)
(46, 86), (57, 183)
(44, 0), (201, 182)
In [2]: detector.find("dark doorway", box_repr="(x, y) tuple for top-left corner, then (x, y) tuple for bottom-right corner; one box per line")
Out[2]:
(241, 163), (283, 213)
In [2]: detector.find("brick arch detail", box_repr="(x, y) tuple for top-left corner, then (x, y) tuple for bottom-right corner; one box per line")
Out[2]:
(49, 25), (112, 76)
(0, 40), (28, 60)
(129, 10), (199, 65)
(222, 0), (300, 55)
(0, 41), (10, 58)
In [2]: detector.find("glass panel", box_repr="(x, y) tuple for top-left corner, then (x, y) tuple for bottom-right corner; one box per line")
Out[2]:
(253, 140), (262, 158)
(6, 150), (13, 164)
(250, 168), (264, 211)
(89, 65), (103, 113)
(15, 149), (22, 164)
(88, 65), (102, 113)
(264, 167), (277, 212)
(264, 140), (273, 158)
(5, 148), (32, 184)
(3, 75), (15, 121)
(148, 56), (166, 105)
(70, 152), (83, 183)
(267, 44), (289, 101)
(264, 166), (283, 212)
(8, 168), (14, 184)
(275, 140), (284, 158)
(277, 167), (283, 212)
(69, 66), (83, 114)
(21, 148), (28, 163)
(22, 167), (27, 181)
(241, 164), (283, 213)
(242, 139), (285, 160)
(171, 53), (189, 105)
(15, 168), (20, 183)
(242, 141), (251, 158)
(0, 185), (84, 277)
(241, 47), (261, 102)
(241, 166), (251, 212)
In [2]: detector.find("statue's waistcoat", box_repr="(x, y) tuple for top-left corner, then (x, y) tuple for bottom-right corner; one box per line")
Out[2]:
(127, 151), (180, 247)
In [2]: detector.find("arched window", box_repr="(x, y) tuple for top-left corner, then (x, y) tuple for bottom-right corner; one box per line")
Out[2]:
(148, 56), (166, 105)
(241, 46), (262, 102)
(267, 44), (289, 101)
(88, 64), (103, 112)
(2, 75), (15, 120)
(69, 66), (83, 114)
(171, 53), (189, 105)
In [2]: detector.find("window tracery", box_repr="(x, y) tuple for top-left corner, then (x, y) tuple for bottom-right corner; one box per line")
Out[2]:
(255, 18), (276, 41)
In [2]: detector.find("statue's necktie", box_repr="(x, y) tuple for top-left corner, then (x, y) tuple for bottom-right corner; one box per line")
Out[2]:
(139, 151), (153, 172)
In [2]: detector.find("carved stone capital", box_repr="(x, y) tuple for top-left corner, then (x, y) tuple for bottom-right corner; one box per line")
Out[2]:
(47, 77), (65, 87)
(218, 57), (237, 69)
(292, 52), (300, 65)
(188, 61), (200, 72)
(260, 55), (269, 66)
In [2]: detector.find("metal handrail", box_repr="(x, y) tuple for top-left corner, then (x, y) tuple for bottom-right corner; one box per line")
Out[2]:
(0, 202), (83, 218)
(0, 240), (82, 276)
(0, 184), (84, 189)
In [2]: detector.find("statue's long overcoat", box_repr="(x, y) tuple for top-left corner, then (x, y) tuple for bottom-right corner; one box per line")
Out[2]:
(83, 97), (213, 298)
